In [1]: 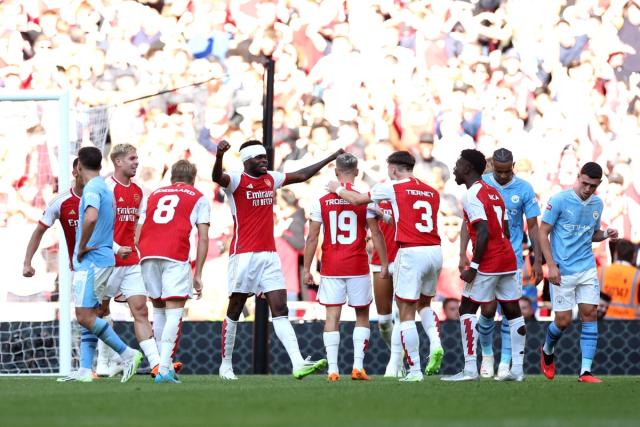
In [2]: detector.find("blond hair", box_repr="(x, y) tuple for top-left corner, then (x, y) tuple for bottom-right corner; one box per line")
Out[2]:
(109, 143), (137, 163)
(171, 160), (197, 184)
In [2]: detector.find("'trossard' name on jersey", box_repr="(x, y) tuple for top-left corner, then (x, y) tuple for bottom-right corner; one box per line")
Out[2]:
(324, 198), (351, 206)
(406, 189), (435, 197)
(116, 206), (138, 222)
(246, 190), (274, 206)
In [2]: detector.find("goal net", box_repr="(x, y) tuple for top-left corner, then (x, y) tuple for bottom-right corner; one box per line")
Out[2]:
(0, 91), (110, 374)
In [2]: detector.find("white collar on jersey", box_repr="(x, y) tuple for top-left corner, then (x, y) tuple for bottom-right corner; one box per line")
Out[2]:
(240, 145), (266, 162)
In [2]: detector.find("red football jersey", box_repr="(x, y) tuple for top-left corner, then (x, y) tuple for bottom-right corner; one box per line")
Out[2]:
(39, 188), (80, 264)
(107, 177), (142, 266)
(462, 181), (517, 274)
(370, 178), (441, 247)
(224, 171), (286, 255)
(138, 183), (210, 263)
(370, 200), (399, 265)
(310, 184), (373, 277)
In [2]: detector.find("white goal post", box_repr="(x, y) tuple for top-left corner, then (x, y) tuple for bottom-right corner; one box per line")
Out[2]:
(0, 90), (71, 375)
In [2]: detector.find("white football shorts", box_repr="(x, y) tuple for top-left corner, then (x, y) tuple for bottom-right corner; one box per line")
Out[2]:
(318, 275), (372, 307)
(551, 268), (599, 312)
(141, 259), (192, 300)
(462, 272), (521, 304)
(104, 265), (147, 300)
(227, 251), (285, 296)
(393, 245), (443, 302)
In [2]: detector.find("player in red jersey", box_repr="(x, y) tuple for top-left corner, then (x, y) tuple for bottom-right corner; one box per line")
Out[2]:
(212, 139), (342, 380)
(98, 144), (161, 378)
(368, 200), (405, 377)
(138, 160), (210, 384)
(23, 158), (82, 276)
(326, 151), (444, 382)
(302, 153), (388, 381)
(442, 149), (526, 382)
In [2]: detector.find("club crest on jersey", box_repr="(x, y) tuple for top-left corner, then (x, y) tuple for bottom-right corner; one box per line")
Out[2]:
(264, 178), (271, 187)
(546, 203), (552, 211)
(593, 211), (600, 219)
(133, 194), (140, 202)
(511, 195), (520, 203)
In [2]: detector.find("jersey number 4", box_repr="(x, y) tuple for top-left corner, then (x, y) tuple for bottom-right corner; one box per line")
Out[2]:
(413, 200), (434, 233)
(328, 210), (357, 244)
(153, 195), (179, 224)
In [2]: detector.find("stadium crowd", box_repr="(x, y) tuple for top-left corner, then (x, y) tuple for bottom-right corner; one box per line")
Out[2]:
(1, 0), (640, 320)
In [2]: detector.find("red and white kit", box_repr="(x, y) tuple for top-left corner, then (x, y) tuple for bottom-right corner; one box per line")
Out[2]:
(370, 178), (443, 301)
(310, 183), (374, 307)
(223, 171), (288, 296)
(369, 200), (399, 274)
(138, 183), (210, 300)
(461, 180), (519, 303)
(39, 188), (80, 265)
(105, 177), (146, 300)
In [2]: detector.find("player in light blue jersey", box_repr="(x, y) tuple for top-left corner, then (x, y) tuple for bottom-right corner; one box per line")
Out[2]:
(70, 147), (142, 383)
(460, 149), (543, 380)
(539, 162), (618, 383)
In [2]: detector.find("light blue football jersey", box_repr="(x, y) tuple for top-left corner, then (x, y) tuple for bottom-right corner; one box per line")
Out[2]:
(483, 173), (541, 268)
(73, 176), (116, 270)
(541, 189), (603, 276)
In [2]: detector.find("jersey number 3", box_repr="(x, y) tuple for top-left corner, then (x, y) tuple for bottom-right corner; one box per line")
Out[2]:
(328, 210), (357, 244)
(153, 195), (179, 224)
(413, 200), (434, 233)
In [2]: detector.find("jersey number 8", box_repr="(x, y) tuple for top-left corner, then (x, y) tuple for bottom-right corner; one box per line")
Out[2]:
(153, 195), (179, 224)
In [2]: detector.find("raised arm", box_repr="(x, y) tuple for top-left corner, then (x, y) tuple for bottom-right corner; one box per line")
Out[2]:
(538, 221), (559, 285)
(212, 140), (231, 188)
(284, 148), (344, 185)
(526, 216), (543, 283)
(23, 223), (48, 277)
(367, 218), (389, 279)
(326, 181), (373, 206)
(303, 220), (322, 285)
(460, 220), (489, 284)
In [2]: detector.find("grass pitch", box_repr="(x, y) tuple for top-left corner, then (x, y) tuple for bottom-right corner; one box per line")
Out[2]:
(0, 375), (637, 427)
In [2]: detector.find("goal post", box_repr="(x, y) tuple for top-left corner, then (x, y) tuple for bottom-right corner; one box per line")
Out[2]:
(0, 90), (71, 375)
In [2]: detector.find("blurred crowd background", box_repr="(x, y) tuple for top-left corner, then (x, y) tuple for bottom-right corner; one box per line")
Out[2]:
(1, 0), (640, 321)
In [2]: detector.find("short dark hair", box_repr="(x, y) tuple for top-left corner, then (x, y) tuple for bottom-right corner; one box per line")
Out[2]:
(599, 291), (612, 303)
(493, 148), (513, 163)
(460, 149), (487, 175)
(614, 239), (636, 263)
(387, 151), (415, 171)
(77, 146), (102, 171)
(580, 162), (603, 180)
(239, 140), (263, 151)
(72, 158), (79, 169)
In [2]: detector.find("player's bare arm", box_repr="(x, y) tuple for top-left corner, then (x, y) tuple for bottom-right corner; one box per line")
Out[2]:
(193, 222), (210, 299)
(458, 223), (470, 274)
(503, 219), (511, 240)
(460, 220), (489, 284)
(211, 140), (231, 188)
(367, 218), (389, 279)
(77, 206), (99, 262)
(539, 221), (560, 285)
(283, 148), (345, 185)
(325, 181), (372, 206)
(526, 216), (544, 283)
(592, 228), (618, 242)
(302, 220), (322, 286)
(22, 223), (48, 277)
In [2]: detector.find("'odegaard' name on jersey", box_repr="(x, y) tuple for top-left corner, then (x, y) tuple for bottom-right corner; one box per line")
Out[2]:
(155, 188), (197, 196)
(246, 190), (274, 206)
(324, 198), (351, 206)
(406, 189), (435, 197)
